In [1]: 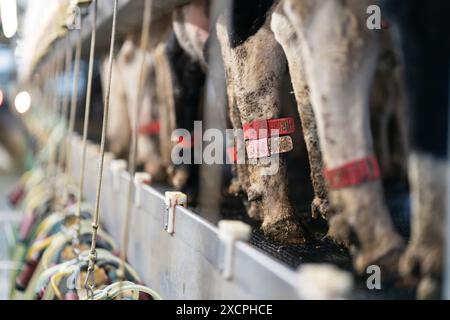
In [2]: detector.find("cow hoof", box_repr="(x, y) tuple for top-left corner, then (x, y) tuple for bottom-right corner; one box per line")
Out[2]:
(327, 215), (352, 247)
(354, 242), (404, 281)
(399, 244), (442, 281)
(417, 276), (441, 300)
(329, 215), (404, 279)
(262, 214), (306, 245)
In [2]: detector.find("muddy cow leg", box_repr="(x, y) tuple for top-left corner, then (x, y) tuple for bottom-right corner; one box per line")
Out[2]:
(216, 27), (263, 222)
(284, 0), (404, 272)
(383, 0), (450, 298)
(216, 1), (306, 244)
(227, 81), (264, 222)
(173, 0), (260, 217)
(271, 6), (331, 220)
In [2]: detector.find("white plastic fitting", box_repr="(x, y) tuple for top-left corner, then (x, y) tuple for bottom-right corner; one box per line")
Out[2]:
(133, 172), (151, 208)
(164, 192), (187, 234)
(218, 220), (252, 280)
(296, 264), (353, 300)
(109, 159), (127, 192)
(103, 152), (115, 166)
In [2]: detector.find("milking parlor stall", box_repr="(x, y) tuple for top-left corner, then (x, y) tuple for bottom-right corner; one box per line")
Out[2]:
(0, 0), (448, 302)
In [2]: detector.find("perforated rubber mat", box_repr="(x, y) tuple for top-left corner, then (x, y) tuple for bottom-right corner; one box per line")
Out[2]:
(249, 229), (352, 270)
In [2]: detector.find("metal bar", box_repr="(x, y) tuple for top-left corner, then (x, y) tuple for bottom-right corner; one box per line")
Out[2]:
(31, 0), (190, 80)
(197, 0), (230, 223)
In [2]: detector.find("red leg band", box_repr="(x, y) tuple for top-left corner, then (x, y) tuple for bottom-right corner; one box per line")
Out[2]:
(323, 156), (381, 190)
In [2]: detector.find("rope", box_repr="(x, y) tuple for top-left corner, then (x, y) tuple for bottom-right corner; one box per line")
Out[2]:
(73, 0), (97, 255)
(43, 58), (57, 175)
(56, 39), (74, 207)
(119, 0), (153, 287)
(55, 42), (73, 175)
(66, 26), (83, 184)
(49, 50), (64, 209)
(84, 0), (118, 299)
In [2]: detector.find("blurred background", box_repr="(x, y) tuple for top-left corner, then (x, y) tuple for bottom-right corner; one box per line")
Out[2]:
(0, 0), (28, 299)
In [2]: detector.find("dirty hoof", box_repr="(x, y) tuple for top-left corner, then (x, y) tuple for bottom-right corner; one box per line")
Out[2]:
(356, 244), (404, 282)
(262, 215), (306, 245)
(327, 215), (352, 247)
(400, 245), (443, 299)
(329, 215), (404, 280)
(417, 276), (441, 300)
(399, 244), (442, 280)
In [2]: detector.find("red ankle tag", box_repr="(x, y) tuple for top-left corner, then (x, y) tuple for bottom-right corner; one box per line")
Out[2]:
(324, 156), (380, 190)
(227, 136), (294, 162)
(138, 120), (160, 136)
(243, 117), (295, 140)
(241, 117), (295, 160)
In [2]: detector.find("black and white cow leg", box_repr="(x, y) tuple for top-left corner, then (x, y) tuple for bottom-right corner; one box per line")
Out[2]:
(382, 0), (450, 298)
(401, 153), (447, 298)
(216, 2), (306, 244)
(283, 0), (404, 272)
(163, 32), (206, 192)
(271, 5), (331, 220)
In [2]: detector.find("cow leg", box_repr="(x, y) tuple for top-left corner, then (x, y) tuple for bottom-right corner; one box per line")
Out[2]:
(383, 0), (449, 298)
(216, 3), (306, 244)
(284, 0), (404, 272)
(215, 27), (263, 221)
(271, 6), (331, 220)
(115, 37), (164, 179)
(166, 32), (205, 192)
(100, 58), (131, 159)
(226, 82), (263, 221)
(138, 57), (166, 180)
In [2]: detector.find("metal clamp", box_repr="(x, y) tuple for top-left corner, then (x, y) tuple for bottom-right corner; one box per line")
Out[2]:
(218, 220), (251, 280)
(164, 192), (187, 234)
(134, 172), (151, 208)
(109, 159), (127, 192)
